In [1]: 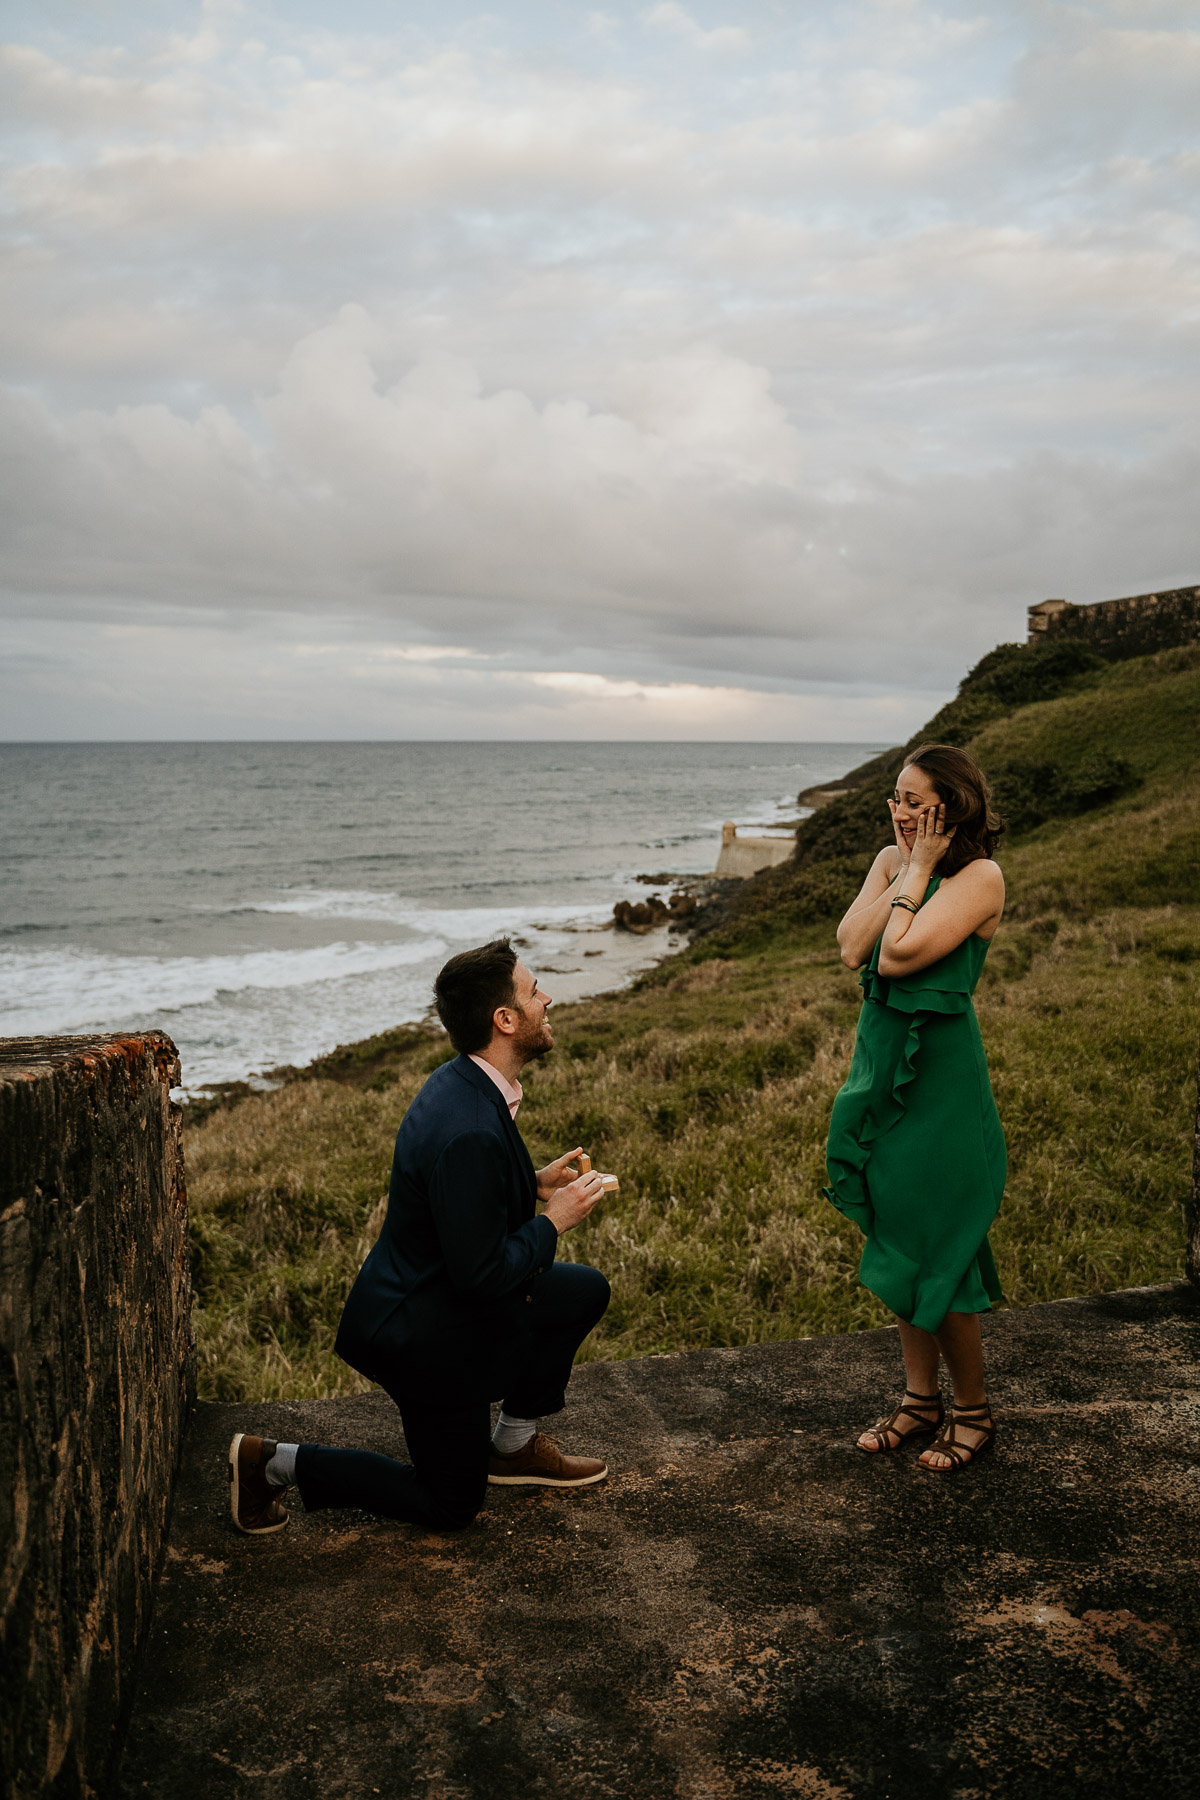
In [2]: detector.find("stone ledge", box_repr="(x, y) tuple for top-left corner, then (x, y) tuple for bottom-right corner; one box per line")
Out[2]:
(0, 1034), (182, 1079)
(120, 1282), (1199, 1799)
(1, 1032), (192, 1800)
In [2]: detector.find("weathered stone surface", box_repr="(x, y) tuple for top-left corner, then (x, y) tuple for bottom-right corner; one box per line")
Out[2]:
(1191, 1036), (1200, 1286)
(0, 1035), (194, 1800)
(120, 1283), (1198, 1798)
(1027, 584), (1200, 658)
(715, 824), (795, 880)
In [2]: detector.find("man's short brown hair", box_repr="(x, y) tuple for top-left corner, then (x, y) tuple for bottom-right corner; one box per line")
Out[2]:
(433, 939), (519, 1054)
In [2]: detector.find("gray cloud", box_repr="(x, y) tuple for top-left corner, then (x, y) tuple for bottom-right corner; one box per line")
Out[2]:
(1, 0), (1197, 737)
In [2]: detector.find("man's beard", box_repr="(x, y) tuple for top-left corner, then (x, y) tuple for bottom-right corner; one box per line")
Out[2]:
(512, 1010), (554, 1062)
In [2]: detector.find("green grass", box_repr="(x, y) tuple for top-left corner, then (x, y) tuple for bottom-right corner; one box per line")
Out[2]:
(186, 646), (1200, 1400)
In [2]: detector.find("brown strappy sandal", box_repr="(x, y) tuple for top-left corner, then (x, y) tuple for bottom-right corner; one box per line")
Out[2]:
(919, 1400), (995, 1473)
(856, 1388), (945, 1454)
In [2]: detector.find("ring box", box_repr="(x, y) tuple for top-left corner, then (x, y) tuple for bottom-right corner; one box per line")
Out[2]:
(579, 1151), (619, 1194)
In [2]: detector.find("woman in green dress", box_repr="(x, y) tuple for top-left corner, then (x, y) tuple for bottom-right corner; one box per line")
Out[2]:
(824, 743), (1006, 1473)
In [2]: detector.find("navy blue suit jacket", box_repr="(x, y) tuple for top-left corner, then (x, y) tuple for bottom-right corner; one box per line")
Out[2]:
(335, 1053), (559, 1403)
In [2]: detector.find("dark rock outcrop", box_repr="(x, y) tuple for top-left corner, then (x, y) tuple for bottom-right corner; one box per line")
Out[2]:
(614, 891), (697, 934)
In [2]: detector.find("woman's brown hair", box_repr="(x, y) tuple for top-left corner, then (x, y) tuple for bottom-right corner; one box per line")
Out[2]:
(901, 743), (1004, 875)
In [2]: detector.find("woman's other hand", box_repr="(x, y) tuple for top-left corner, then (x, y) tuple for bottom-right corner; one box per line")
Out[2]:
(908, 803), (956, 874)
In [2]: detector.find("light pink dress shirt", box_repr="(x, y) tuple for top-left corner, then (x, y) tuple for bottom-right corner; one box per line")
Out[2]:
(468, 1054), (523, 1119)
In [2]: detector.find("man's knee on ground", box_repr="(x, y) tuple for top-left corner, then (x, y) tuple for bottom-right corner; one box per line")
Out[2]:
(431, 1504), (489, 1533)
(427, 1468), (489, 1531)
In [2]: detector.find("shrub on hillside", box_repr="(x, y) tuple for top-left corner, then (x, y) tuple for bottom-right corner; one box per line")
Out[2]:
(693, 854), (872, 943)
(990, 752), (1141, 834)
(962, 640), (1105, 708)
(917, 640), (1105, 746)
(793, 778), (896, 869)
(758, 854), (873, 923)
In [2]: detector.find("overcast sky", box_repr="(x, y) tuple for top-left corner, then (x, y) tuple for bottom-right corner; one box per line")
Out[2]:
(2, 0), (1197, 740)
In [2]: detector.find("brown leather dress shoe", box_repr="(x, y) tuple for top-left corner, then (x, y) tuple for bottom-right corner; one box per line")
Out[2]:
(486, 1431), (608, 1488)
(228, 1433), (290, 1534)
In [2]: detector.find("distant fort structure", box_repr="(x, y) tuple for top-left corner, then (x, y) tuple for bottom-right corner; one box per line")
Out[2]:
(1028, 583), (1199, 659)
(715, 821), (794, 879)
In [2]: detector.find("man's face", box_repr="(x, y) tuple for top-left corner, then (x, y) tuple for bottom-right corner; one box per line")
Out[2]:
(508, 960), (555, 1061)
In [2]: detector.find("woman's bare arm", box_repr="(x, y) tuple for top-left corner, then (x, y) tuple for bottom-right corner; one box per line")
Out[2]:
(836, 846), (908, 970)
(877, 808), (1005, 976)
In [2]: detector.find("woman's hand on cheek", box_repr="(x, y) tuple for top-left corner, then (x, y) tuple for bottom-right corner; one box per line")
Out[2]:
(909, 803), (955, 871)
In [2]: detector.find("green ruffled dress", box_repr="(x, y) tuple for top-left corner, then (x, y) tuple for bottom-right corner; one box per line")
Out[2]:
(823, 876), (1005, 1332)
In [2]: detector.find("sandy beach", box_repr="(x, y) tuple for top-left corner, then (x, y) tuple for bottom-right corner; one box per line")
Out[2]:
(519, 919), (678, 1006)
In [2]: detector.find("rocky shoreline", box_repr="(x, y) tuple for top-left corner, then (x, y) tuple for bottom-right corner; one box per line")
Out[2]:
(183, 763), (864, 1117)
(180, 890), (715, 1118)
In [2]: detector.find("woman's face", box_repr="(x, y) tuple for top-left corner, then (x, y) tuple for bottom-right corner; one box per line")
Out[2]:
(892, 764), (942, 852)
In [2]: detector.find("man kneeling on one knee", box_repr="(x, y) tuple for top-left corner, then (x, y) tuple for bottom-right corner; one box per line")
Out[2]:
(229, 938), (612, 1534)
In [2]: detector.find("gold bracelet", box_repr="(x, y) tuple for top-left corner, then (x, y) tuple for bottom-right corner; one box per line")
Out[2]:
(890, 896), (920, 914)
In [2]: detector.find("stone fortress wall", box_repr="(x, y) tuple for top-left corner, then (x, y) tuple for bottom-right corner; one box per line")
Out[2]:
(714, 821), (795, 880)
(1028, 583), (1200, 659)
(0, 1035), (194, 1800)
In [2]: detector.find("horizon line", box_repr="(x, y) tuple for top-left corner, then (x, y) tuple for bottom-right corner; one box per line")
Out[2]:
(0, 736), (896, 748)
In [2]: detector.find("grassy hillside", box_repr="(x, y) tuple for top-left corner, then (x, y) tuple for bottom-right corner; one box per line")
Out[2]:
(187, 644), (1200, 1401)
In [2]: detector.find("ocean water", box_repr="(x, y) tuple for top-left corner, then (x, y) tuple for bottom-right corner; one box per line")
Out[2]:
(0, 742), (879, 1092)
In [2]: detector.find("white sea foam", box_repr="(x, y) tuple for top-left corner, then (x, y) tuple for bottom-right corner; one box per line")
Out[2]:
(0, 938), (443, 1038)
(693, 793), (798, 835)
(0, 901), (618, 1089)
(735, 791), (803, 829)
(241, 889), (612, 935)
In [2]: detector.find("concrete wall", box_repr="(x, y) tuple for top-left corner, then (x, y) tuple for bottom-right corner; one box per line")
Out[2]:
(1027, 584), (1200, 658)
(715, 823), (795, 880)
(1190, 1036), (1200, 1288)
(0, 1034), (194, 1800)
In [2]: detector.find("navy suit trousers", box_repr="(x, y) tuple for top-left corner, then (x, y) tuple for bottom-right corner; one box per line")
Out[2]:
(295, 1261), (610, 1531)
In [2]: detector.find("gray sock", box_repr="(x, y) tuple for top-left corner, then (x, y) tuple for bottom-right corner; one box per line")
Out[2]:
(491, 1412), (536, 1456)
(265, 1442), (298, 1488)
